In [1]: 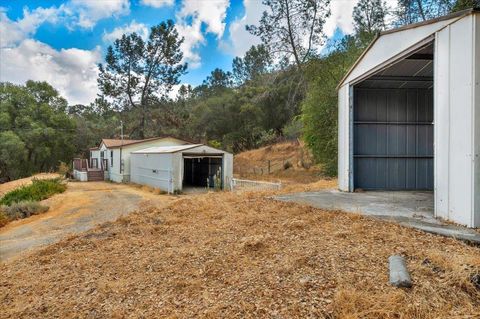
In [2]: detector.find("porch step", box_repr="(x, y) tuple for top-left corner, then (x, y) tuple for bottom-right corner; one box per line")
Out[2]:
(87, 171), (105, 181)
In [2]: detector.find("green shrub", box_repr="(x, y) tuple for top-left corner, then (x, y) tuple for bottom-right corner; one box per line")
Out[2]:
(0, 201), (49, 221)
(0, 178), (66, 206)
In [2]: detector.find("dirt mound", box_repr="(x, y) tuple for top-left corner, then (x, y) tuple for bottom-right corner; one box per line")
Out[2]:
(234, 141), (323, 184)
(1, 183), (480, 318)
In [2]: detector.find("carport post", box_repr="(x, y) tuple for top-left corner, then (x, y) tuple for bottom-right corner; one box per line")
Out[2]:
(349, 85), (354, 192)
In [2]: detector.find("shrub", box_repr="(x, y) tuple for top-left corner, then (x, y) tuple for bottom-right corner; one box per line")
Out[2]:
(0, 178), (66, 206)
(58, 161), (71, 176)
(0, 211), (8, 227)
(283, 161), (293, 170)
(0, 201), (49, 221)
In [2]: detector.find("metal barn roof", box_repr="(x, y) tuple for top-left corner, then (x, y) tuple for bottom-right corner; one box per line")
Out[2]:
(338, 8), (479, 88)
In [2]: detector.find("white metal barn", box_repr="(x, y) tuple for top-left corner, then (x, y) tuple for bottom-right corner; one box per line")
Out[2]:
(130, 144), (233, 193)
(337, 8), (480, 227)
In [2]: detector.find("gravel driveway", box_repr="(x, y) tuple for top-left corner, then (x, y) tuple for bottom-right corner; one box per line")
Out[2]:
(0, 181), (173, 262)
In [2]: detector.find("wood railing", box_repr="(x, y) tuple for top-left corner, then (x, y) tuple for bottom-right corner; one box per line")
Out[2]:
(74, 158), (105, 172)
(73, 158), (88, 171)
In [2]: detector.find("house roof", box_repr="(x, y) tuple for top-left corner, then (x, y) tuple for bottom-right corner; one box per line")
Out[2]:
(337, 8), (479, 89)
(99, 136), (194, 149)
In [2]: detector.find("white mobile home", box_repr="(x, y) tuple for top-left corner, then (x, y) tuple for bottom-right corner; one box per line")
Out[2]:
(130, 144), (233, 192)
(337, 8), (480, 227)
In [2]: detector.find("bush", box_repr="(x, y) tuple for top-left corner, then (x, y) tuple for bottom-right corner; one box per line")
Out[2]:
(0, 211), (8, 227)
(283, 117), (303, 140)
(58, 161), (70, 176)
(0, 201), (49, 221)
(283, 161), (293, 170)
(0, 178), (66, 206)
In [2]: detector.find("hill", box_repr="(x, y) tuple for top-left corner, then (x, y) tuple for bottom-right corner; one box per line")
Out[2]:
(234, 140), (325, 184)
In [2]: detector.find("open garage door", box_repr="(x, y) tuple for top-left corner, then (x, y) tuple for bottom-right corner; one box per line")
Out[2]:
(352, 42), (435, 191)
(353, 88), (433, 190)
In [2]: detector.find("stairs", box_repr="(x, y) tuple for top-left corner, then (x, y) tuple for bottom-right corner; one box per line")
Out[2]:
(87, 170), (104, 181)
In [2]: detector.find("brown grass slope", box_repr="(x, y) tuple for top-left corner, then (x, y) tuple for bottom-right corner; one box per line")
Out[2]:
(1, 187), (480, 318)
(234, 141), (324, 184)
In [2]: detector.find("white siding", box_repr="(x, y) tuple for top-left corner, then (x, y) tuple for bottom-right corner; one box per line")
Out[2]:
(474, 14), (480, 227)
(338, 84), (350, 191)
(130, 153), (174, 192)
(223, 153), (234, 190)
(90, 150), (100, 161)
(434, 15), (477, 227)
(109, 149), (123, 183)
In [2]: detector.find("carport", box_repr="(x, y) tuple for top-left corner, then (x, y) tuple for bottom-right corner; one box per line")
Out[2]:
(130, 144), (233, 193)
(337, 9), (480, 228)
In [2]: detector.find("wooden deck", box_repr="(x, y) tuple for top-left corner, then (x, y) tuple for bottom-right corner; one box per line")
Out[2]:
(73, 158), (106, 181)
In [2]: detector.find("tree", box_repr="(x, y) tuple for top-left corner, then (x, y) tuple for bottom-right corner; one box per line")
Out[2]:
(0, 81), (76, 179)
(394, 0), (455, 25)
(353, 0), (388, 34)
(302, 36), (369, 176)
(98, 20), (187, 139)
(451, 0), (480, 11)
(232, 45), (272, 84)
(247, 0), (331, 70)
(202, 68), (233, 90)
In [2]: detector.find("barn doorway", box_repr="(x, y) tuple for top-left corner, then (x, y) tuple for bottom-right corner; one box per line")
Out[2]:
(353, 42), (434, 190)
(183, 156), (223, 189)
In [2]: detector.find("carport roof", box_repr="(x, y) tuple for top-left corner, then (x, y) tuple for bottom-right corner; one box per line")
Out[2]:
(132, 144), (204, 154)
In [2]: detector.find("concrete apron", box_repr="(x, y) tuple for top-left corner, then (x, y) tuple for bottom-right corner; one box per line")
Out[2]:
(275, 190), (480, 245)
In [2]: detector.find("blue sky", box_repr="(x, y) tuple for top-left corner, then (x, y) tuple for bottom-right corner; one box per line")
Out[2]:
(0, 0), (360, 104)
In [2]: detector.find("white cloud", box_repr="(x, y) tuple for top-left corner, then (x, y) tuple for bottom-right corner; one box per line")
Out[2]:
(175, 0), (230, 68)
(324, 0), (359, 38)
(103, 20), (149, 42)
(0, 0), (131, 47)
(140, 0), (174, 8)
(64, 0), (130, 29)
(0, 39), (101, 105)
(220, 0), (265, 57)
(0, 6), (59, 48)
(324, 0), (398, 38)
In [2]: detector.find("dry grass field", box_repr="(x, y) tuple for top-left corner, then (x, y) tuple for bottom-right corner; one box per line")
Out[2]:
(1, 183), (479, 318)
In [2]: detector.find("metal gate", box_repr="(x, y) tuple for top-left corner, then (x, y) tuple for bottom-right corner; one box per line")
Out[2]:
(353, 88), (433, 190)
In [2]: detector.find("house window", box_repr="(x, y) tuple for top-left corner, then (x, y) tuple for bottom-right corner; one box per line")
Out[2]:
(110, 151), (114, 166)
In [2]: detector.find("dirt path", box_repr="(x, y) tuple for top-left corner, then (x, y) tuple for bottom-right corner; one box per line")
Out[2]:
(0, 181), (173, 262)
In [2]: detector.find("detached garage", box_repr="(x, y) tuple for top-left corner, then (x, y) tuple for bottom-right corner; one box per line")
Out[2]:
(130, 144), (233, 193)
(338, 8), (480, 227)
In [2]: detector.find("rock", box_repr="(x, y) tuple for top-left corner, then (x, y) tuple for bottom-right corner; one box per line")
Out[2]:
(389, 255), (412, 288)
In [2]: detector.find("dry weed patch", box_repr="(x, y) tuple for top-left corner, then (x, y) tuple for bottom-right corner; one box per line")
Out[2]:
(1, 188), (479, 318)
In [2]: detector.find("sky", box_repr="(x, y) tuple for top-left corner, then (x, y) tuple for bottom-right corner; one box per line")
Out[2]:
(0, 0), (365, 105)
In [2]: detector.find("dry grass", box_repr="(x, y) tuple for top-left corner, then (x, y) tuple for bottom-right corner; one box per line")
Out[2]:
(1, 184), (479, 318)
(234, 141), (324, 184)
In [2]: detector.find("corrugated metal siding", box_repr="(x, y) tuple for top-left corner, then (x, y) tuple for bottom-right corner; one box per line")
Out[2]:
(354, 88), (433, 190)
